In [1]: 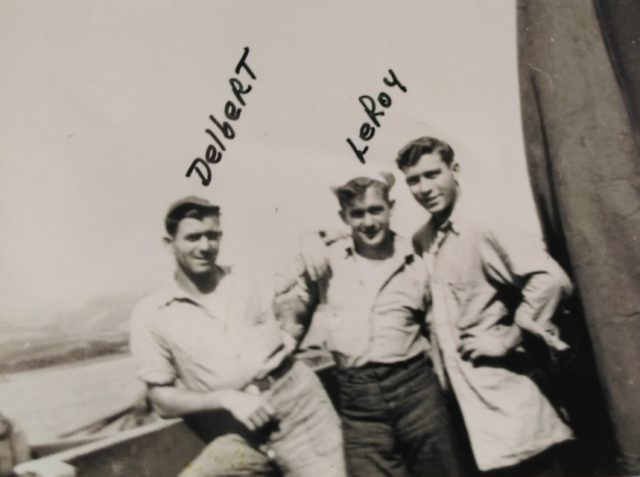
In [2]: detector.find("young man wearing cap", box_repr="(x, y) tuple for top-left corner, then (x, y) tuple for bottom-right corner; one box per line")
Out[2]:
(275, 173), (462, 477)
(395, 137), (574, 476)
(129, 196), (346, 477)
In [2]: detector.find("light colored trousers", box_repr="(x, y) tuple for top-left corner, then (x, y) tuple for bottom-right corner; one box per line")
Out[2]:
(179, 361), (346, 477)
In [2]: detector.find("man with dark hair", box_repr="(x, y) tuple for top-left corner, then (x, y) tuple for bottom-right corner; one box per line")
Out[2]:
(130, 196), (346, 477)
(396, 136), (574, 476)
(396, 136), (455, 169)
(275, 172), (462, 477)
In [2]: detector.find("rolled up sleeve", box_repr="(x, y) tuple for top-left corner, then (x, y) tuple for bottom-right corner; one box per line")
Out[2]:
(129, 302), (176, 386)
(273, 253), (320, 344)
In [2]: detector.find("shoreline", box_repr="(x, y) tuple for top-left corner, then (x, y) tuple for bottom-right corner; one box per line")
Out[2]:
(0, 352), (132, 379)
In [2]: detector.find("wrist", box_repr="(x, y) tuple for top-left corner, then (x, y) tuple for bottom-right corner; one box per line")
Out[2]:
(503, 326), (523, 353)
(214, 389), (236, 410)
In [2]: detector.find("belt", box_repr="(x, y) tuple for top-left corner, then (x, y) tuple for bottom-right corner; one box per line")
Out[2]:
(361, 352), (425, 370)
(248, 355), (295, 393)
(335, 352), (426, 376)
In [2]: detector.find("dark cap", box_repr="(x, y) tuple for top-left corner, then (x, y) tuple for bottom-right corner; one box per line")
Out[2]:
(164, 196), (220, 235)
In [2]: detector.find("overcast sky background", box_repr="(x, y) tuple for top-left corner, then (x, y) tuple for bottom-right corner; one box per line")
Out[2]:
(0, 0), (538, 326)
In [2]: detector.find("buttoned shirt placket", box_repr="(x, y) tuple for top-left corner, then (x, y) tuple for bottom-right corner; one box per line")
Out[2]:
(418, 205), (574, 470)
(421, 222), (460, 388)
(163, 286), (252, 386)
(332, 242), (417, 367)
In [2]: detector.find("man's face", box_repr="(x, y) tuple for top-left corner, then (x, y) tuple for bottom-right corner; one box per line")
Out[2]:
(167, 215), (222, 277)
(401, 153), (459, 217)
(340, 186), (393, 251)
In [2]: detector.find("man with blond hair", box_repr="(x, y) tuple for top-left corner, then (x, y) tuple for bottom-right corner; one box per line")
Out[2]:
(275, 172), (461, 477)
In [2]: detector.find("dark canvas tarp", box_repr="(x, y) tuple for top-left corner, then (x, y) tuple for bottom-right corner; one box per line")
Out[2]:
(518, 1), (640, 474)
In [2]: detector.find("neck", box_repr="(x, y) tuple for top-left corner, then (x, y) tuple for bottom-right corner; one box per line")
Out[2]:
(432, 209), (453, 228)
(175, 266), (222, 296)
(432, 189), (460, 227)
(355, 232), (394, 260)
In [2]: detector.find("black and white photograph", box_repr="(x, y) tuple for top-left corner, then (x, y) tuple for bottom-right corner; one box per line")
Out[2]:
(1, 1), (639, 476)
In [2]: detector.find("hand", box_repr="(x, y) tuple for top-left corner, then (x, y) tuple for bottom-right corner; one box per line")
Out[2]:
(220, 389), (275, 431)
(457, 327), (522, 362)
(298, 231), (332, 281)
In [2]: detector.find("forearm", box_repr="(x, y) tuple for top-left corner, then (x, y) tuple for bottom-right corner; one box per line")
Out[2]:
(275, 299), (314, 345)
(517, 265), (571, 322)
(148, 385), (230, 419)
(273, 264), (319, 345)
(502, 324), (524, 352)
(150, 384), (276, 432)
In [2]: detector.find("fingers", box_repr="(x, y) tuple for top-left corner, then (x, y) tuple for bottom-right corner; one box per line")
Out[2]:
(243, 418), (256, 431)
(262, 402), (276, 417)
(458, 334), (509, 361)
(457, 337), (475, 357)
(247, 403), (275, 430)
(226, 389), (277, 432)
(248, 409), (268, 429)
(467, 349), (480, 361)
(459, 347), (475, 361)
(458, 332), (481, 361)
(458, 337), (483, 362)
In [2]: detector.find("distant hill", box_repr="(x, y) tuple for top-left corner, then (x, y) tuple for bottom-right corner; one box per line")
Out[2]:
(0, 292), (145, 373)
(45, 292), (143, 335)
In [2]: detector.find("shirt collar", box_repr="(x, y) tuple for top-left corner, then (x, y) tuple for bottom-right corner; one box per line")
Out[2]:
(343, 232), (415, 265)
(155, 281), (195, 308)
(433, 192), (465, 237)
(156, 265), (228, 308)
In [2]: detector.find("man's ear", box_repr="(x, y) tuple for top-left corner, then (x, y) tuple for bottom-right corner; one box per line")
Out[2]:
(162, 235), (173, 251)
(451, 161), (460, 185)
(388, 199), (396, 212)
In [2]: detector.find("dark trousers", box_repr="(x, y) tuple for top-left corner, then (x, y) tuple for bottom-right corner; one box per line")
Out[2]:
(481, 444), (565, 477)
(335, 355), (463, 477)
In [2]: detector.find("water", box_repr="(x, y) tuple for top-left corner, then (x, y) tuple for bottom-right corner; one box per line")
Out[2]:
(0, 355), (144, 444)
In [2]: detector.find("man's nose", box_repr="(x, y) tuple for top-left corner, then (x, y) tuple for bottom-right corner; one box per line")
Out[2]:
(418, 176), (434, 195)
(363, 213), (375, 227)
(196, 236), (212, 251)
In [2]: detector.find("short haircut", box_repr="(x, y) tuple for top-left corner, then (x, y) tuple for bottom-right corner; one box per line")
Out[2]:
(165, 205), (220, 237)
(335, 177), (390, 209)
(395, 136), (455, 170)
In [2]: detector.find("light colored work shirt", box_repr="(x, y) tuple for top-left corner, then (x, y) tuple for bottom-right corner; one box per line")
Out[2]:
(130, 265), (292, 392)
(414, 198), (574, 470)
(275, 234), (430, 368)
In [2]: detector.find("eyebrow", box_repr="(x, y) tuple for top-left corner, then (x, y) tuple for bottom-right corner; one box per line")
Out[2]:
(184, 230), (221, 238)
(408, 167), (441, 177)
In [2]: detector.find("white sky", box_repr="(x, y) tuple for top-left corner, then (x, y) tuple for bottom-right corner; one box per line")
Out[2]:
(0, 0), (538, 324)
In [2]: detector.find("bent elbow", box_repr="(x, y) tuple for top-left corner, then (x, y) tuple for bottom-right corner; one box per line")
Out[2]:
(151, 403), (175, 419)
(148, 388), (179, 419)
(540, 261), (574, 300)
(554, 267), (574, 298)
